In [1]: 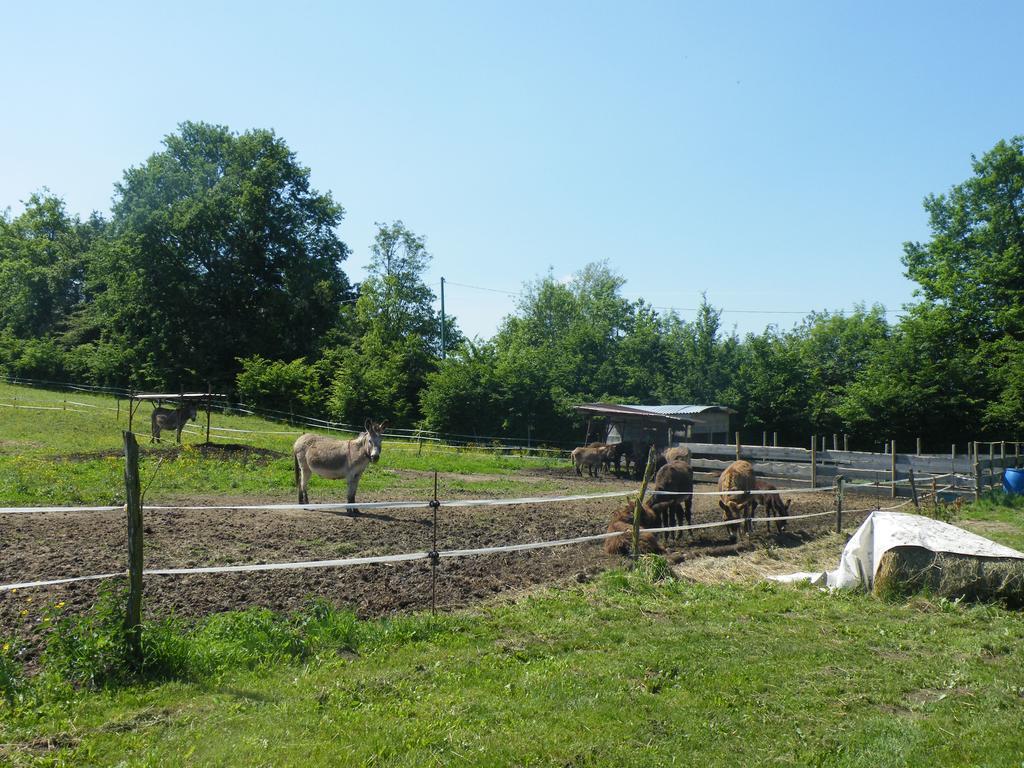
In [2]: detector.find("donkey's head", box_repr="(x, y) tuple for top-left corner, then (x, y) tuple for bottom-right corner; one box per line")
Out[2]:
(185, 405), (197, 421)
(364, 419), (388, 463)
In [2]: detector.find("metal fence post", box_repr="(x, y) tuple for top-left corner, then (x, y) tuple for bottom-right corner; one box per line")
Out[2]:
(429, 470), (440, 615)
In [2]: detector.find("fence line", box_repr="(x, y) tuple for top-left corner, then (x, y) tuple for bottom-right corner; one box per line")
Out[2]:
(0, 503), (880, 593)
(0, 475), (945, 594)
(0, 479), (883, 518)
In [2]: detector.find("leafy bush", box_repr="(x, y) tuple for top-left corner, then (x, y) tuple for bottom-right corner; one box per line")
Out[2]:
(235, 355), (316, 414)
(0, 332), (69, 381)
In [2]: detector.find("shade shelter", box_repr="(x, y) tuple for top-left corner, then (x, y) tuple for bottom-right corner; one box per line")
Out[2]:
(128, 391), (228, 444)
(573, 403), (695, 452)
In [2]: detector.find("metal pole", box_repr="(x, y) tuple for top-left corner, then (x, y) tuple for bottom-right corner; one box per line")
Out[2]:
(909, 469), (919, 511)
(440, 276), (446, 360)
(430, 470), (440, 615)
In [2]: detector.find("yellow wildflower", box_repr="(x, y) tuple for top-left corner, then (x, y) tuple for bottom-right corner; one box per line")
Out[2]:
(2, 643), (9, 653)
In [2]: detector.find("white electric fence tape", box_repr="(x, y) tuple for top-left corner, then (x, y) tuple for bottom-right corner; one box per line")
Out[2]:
(0, 501), (899, 593)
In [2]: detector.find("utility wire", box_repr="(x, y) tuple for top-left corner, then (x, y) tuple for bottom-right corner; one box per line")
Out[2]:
(442, 279), (904, 317)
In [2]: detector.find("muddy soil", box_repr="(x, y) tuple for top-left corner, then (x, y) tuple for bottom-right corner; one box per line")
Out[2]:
(0, 470), (873, 655)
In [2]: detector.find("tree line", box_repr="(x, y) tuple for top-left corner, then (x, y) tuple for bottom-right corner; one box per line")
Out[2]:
(1, 123), (1022, 449)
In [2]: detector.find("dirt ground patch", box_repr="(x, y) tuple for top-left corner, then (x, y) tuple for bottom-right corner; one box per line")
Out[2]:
(0, 471), (874, 657)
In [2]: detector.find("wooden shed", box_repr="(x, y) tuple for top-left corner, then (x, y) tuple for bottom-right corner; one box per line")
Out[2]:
(573, 403), (695, 452)
(574, 402), (737, 449)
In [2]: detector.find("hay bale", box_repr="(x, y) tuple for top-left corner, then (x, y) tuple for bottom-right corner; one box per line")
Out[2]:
(874, 546), (1024, 607)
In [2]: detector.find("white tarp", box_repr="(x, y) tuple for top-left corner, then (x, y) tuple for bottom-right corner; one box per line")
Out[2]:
(771, 510), (1024, 591)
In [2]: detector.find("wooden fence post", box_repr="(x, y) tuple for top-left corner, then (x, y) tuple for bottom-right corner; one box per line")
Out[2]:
(810, 436), (817, 489)
(631, 446), (657, 559)
(762, 431), (767, 448)
(974, 441), (982, 501)
(123, 431), (143, 665)
(835, 475), (844, 533)
(916, 437), (922, 456)
(989, 443), (995, 491)
(204, 382), (212, 445)
(890, 440), (897, 499)
(908, 469), (919, 511)
(843, 434), (849, 452)
(832, 434), (838, 451)
(773, 432), (778, 447)
(735, 431), (741, 462)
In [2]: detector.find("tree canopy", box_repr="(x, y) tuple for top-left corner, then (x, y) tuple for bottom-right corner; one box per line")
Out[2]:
(87, 121), (352, 387)
(2, 129), (1022, 446)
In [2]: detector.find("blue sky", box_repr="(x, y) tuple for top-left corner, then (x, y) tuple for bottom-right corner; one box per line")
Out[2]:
(3, 1), (1022, 339)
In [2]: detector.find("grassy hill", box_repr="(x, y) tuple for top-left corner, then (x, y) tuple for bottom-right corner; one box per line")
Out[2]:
(0, 381), (579, 507)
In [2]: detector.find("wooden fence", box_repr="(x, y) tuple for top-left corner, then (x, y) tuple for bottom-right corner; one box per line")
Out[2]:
(686, 437), (1023, 500)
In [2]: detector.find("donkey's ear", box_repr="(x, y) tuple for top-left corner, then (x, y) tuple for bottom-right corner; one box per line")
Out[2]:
(364, 418), (372, 432)
(377, 420), (388, 433)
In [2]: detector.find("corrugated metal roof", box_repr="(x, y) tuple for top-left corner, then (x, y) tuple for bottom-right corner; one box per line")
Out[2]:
(573, 403), (695, 424)
(636, 404), (737, 417)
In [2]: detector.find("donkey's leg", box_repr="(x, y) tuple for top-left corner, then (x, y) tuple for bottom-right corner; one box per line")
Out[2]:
(296, 455), (310, 505)
(346, 473), (362, 515)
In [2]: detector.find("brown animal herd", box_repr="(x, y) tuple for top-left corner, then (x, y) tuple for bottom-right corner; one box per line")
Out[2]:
(582, 445), (792, 556)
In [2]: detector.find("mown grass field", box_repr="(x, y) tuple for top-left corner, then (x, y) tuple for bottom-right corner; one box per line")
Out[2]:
(3, 381), (1024, 766)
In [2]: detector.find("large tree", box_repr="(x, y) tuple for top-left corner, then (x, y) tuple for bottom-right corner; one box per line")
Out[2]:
(899, 136), (1024, 435)
(88, 121), (352, 387)
(328, 221), (453, 425)
(0, 193), (97, 339)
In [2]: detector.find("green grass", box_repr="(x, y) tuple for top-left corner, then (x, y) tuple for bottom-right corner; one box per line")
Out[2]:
(0, 382), (588, 506)
(6, 381), (1024, 765)
(3, 568), (1024, 766)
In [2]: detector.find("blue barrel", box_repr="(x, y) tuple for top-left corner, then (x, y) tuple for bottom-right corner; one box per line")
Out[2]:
(1004, 468), (1024, 495)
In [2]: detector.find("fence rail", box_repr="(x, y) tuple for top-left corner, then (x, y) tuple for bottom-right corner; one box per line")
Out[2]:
(684, 437), (1020, 500)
